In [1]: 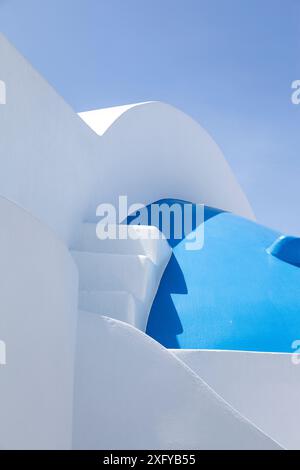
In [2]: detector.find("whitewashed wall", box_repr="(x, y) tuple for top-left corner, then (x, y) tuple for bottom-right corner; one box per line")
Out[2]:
(73, 313), (280, 450)
(0, 34), (264, 451)
(84, 101), (255, 221)
(0, 33), (253, 252)
(0, 197), (78, 449)
(173, 350), (300, 449)
(0, 33), (100, 246)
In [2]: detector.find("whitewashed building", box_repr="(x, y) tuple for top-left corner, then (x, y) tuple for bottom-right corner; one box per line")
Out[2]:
(0, 34), (299, 450)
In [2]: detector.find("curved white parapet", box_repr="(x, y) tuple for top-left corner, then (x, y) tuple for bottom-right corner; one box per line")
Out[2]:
(83, 101), (255, 221)
(1, 33), (279, 451)
(0, 33), (254, 251)
(0, 33), (100, 247)
(0, 197), (78, 449)
(73, 312), (281, 450)
(78, 102), (150, 136)
(172, 350), (300, 450)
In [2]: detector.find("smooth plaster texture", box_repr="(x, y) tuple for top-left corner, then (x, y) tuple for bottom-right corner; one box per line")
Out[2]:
(173, 350), (300, 449)
(0, 197), (78, 449)
(73, 312), (281, 450)
(73, 223), (171, 331)
(1, 33), (292, 451)
(0, 34), (254, 251)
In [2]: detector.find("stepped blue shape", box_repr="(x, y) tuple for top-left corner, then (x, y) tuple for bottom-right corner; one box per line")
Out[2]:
(127, 199), (300, 352)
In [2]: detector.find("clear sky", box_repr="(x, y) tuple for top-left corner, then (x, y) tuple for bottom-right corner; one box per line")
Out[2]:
(0, 0), (299, 235)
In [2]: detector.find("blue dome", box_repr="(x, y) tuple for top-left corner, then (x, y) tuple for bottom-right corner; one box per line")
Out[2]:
(127, 199), (300, 352)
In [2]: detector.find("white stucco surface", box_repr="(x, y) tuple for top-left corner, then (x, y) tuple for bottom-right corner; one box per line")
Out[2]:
(73, 313), (281, 450)
(0, 34), (102, 247)
(0, 197), (78, 449)
(72, 223), (171, 331)
(0, 33), (254, 252)
(173, 350), (300, 449)
(2, 33), (284, 451)
(78, 223), (171, 265)
(85, 101), (255, 221)
(79, 291), (138, 325)
(78, 102), (149, 136)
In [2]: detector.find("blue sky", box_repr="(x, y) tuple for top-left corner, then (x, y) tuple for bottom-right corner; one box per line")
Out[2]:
(0, 0), (299, 235)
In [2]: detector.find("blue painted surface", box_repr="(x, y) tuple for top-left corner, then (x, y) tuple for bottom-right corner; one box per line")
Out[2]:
(128, 199), (300, 352)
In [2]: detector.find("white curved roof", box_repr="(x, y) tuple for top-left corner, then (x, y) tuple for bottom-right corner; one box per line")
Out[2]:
(0, 30), (254, 246)
(78, 102), (151, 136)
(79, 101), (255, 220)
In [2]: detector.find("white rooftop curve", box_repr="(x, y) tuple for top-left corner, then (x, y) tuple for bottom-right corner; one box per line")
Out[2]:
(78, 101), (151, 136)
(79, 101), (255, 220)
(0, 32), (254, 246)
